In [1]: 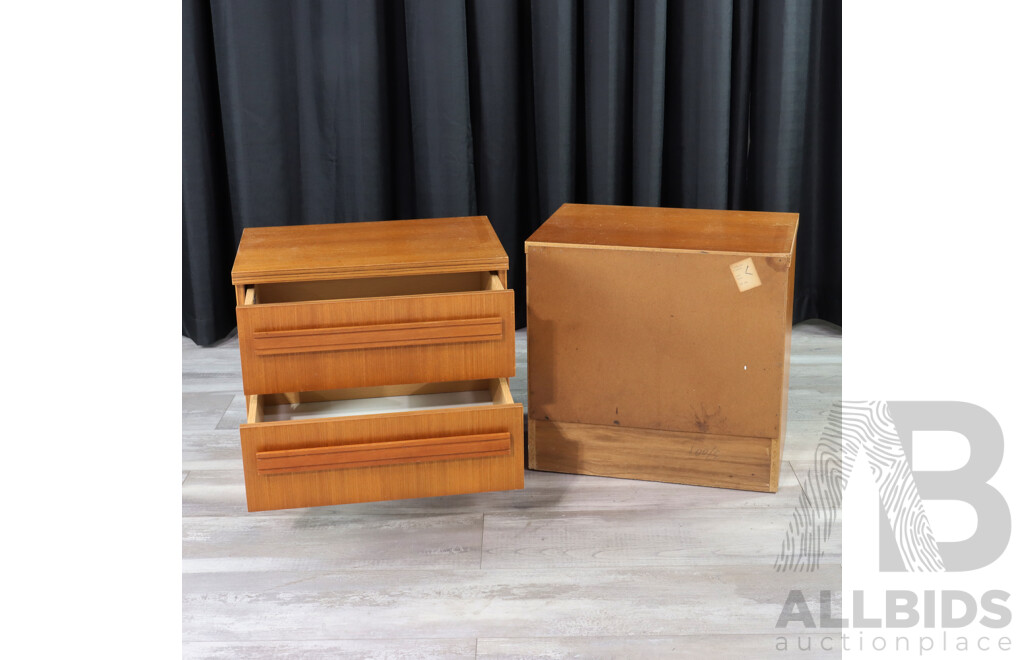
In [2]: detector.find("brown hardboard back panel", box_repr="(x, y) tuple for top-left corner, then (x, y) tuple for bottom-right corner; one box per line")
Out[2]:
(526, 245), (791, 440)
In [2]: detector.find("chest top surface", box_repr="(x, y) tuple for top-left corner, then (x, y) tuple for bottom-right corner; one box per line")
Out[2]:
(231, 216), (508, 284)
(525, 204), (798, 256)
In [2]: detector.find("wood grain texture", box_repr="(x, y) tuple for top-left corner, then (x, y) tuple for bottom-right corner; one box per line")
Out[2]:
(250, 316), (504, 356)
(525, 203), (798, 255)
(255, 431), (512, 475)
(526, 205), (796, 492)
(184, 459), (825, 519)
(184, 636), (834, 660)
(183, 564), (842, 641)
(231, 216), (508, 285)
(182, 393), (235, 432)
(244, 394), (261, 424)
(183, 513), (486, 572)
(481, 507), (839, 567)
(238, 288), (514, 394)
(477, 635), (839, 659)
(184, 639), (478, 659)
(529, 419), (775, 492)
(240, 382), (524, 511)
(184, 323), (842, 653)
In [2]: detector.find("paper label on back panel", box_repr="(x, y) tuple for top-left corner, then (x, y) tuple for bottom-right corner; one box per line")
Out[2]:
(730, 257), (762, 292)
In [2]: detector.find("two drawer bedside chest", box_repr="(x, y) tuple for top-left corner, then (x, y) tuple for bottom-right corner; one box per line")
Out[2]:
(525, 204), (798, 493)
(231, 216), (524, 511)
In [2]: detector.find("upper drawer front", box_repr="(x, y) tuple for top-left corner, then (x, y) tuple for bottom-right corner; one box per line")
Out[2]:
(238, 288), (515, 394)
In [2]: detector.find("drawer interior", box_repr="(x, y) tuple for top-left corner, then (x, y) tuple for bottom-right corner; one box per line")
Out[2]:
(250, 271), (503, 304)
(247, 378), (514, 424)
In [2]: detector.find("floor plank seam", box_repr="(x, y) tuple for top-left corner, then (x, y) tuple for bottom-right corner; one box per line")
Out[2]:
(479, 514), (486, 569)
(182, 325), (842, 646)
(178, 505), (824, 518)
(182, 631), (838, 643)
(182, 562), (843, 575)
(213, 397), (239, 429)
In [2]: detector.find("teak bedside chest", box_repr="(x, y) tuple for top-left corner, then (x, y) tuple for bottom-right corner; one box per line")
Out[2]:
(231, 216), (524, 511)
(525, 204), (798, 493)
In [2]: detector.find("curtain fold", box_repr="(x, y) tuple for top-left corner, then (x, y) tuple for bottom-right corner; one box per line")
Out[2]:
(630, 0), (667, 207)
(662, 0), (734, 210)
(582, 0), (633, 205)
(183, 0), (841, 346)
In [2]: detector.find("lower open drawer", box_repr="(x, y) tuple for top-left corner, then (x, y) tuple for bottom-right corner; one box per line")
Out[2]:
(239, 378), (524, 511)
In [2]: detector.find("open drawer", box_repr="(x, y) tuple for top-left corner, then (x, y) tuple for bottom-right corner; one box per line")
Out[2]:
(239, 378), (524, 511)
(236, 271), (515, 395)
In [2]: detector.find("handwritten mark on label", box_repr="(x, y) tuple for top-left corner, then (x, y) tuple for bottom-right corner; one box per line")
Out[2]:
(690, 445), (721, 461)
(730, 257), (762, 292)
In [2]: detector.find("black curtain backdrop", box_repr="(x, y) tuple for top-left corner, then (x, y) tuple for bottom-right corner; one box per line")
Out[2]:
(184, 0), (841, 346)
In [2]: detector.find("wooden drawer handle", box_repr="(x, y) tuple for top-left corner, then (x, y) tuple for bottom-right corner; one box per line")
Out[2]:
(251, 317), (503, 356)
(255, 432), (512, 476)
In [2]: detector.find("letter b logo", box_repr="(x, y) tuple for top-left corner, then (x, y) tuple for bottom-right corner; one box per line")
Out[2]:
(884, 402), (1010, 571)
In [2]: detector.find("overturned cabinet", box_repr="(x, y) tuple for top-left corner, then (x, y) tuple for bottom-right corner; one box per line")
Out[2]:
(232, 217), (524, 511)
(525, 204), (798, 493)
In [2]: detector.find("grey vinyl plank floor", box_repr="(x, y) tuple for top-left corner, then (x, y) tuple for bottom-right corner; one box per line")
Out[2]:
(183, 321), (842, 659)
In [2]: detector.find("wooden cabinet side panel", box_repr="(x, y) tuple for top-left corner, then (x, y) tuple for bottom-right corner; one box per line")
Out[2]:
(240, 405), (524, 511)
(773, 237), (798, 491)
(529, 420), (775, 493)
(238, 289), (515, 394)
(526, 246), (790, 440)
